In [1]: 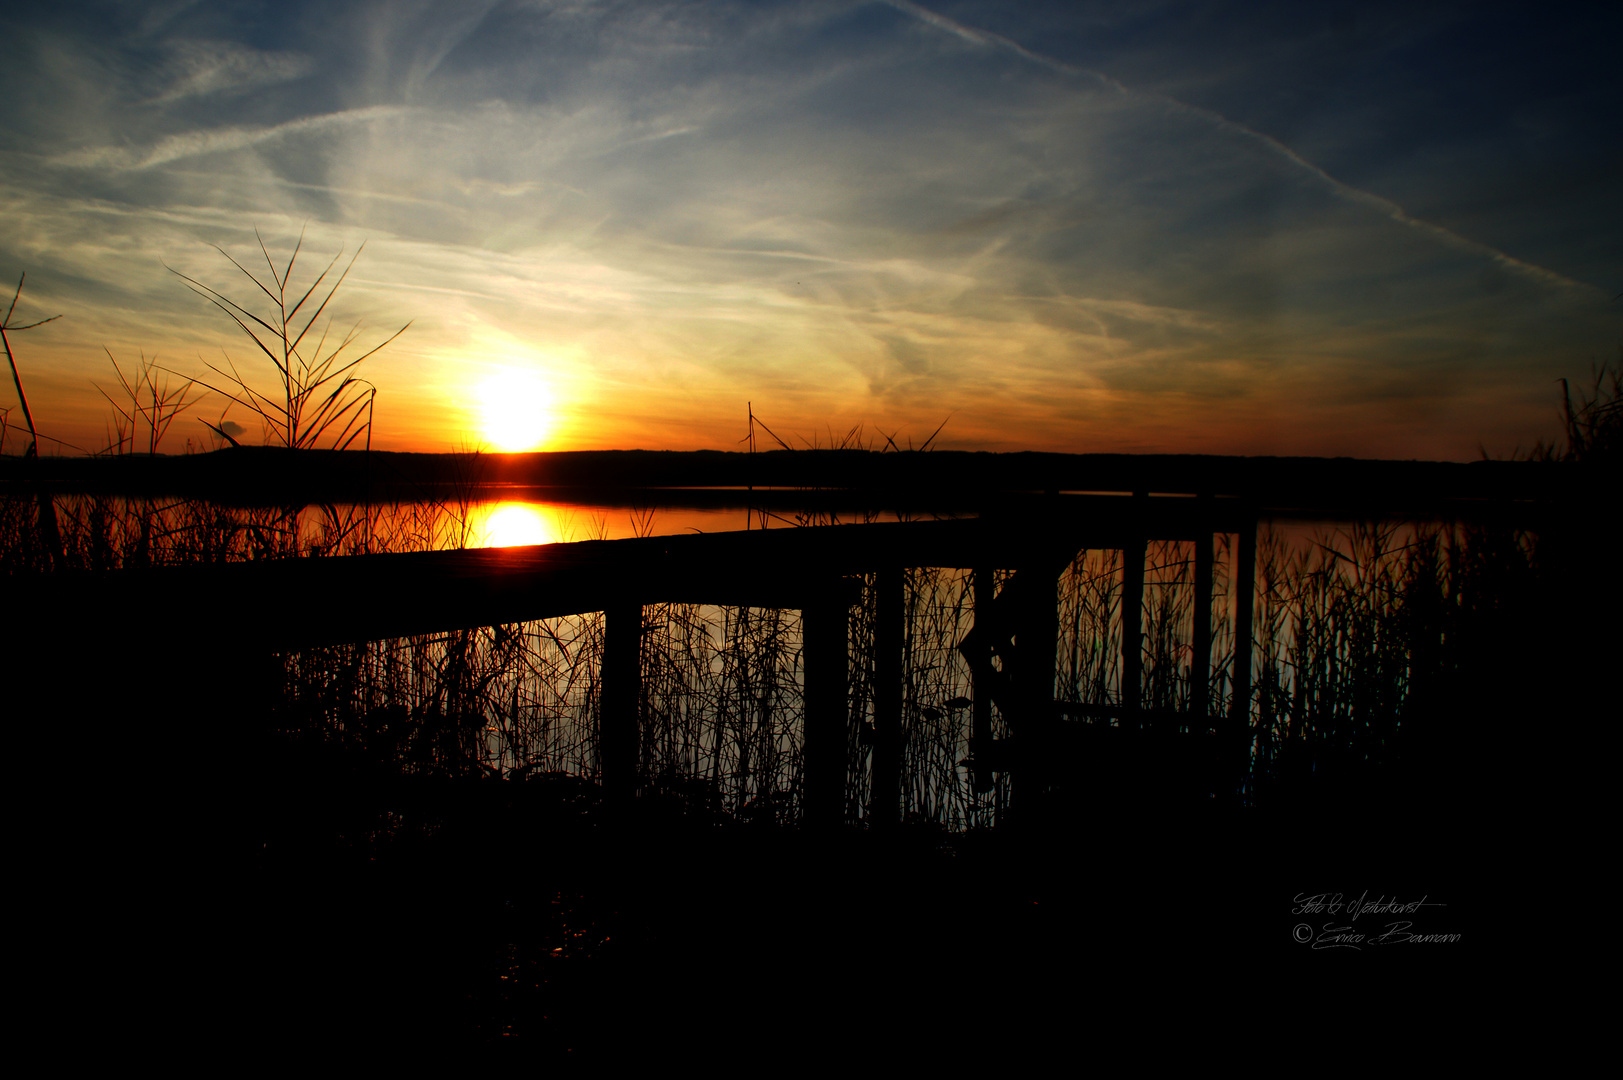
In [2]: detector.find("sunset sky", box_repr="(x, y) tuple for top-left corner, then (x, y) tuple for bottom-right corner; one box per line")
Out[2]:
(2, 1), (1617, 460)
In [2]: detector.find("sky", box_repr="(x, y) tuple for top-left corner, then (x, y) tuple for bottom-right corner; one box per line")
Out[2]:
(1, 0), (1617, 460)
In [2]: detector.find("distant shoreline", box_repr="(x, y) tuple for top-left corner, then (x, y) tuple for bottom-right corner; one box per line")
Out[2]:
(0, 446), (1569, 516)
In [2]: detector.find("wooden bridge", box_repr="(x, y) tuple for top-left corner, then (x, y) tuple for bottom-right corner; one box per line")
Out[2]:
(17, 491), (1271, 825)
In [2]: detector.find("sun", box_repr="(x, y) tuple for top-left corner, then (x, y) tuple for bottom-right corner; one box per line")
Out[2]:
(479, 370), (554, 451)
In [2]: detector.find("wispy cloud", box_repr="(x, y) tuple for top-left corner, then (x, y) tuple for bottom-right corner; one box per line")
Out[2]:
(148, 40), (317, 102)
(883, 0), (1600, 296)
(2, 0), (1615, 458)
(52, 105), (409, 170)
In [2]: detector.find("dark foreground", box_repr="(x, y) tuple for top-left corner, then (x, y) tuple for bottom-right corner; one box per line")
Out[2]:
(13, 705), (1536, 1060)
(248, 776), (1491, 1058)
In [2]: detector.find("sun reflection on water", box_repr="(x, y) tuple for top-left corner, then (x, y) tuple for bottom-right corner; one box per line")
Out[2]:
(475, 502), (554, 547)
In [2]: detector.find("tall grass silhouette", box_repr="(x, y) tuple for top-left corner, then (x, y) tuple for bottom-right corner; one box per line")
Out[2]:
(170, 229), (407, 454)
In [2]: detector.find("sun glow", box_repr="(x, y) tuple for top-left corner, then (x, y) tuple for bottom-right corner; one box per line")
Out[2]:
(479, 370), (554, 452)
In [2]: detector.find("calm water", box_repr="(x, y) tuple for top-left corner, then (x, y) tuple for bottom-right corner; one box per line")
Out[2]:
(342, 491), (1454, 551)
(331, 491), (919, 549)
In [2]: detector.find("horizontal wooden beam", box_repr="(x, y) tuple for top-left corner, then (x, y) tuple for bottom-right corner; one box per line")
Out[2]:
(9, 498), (1258, 652)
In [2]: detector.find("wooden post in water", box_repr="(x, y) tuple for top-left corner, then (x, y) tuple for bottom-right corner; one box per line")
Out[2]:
(1191, 495), (1214, 732)
(970, 567), (996, 796)
(869, 566), (904, 826)
(1121, 493), (1148, 726)
(802, 586), (850, 827)
(600, 600), (643, 801)
(1230, 511), (1258, 775)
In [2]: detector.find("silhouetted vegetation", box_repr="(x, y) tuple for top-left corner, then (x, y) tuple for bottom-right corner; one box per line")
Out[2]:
(6, 243), (1613, 1047)
(5, 364), (1613, 826)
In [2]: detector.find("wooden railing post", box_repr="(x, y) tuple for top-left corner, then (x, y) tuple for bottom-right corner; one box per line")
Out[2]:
(600, 600), (643, 801)
(1015, 558), (1060, 813)
(1191, 494), (1214, 732)
(869, 566), (904, 826)
(1230, 510), (1258, 778)
(1121, 493), (1148, 725)
(803, 585), (850, 827)
(969, 566), (996, 795)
